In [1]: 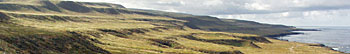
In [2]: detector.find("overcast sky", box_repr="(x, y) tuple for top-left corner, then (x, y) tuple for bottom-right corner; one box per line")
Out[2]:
(67, 0), (350, 26)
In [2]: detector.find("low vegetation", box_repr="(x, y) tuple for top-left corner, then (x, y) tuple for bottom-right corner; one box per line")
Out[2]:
(0, 0), (343, 54)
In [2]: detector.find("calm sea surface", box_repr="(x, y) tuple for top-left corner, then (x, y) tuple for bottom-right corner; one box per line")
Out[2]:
(278, 26), (350, 53)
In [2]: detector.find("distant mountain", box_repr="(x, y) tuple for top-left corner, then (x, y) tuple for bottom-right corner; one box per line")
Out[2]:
(0, 0), (342, 54)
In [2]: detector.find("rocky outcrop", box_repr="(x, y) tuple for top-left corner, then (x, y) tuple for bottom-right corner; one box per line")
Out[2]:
(57, 1), (92, 13)
(240, 37), (272, 43)
(149, 39), (183, 48)
(99, 27), (172, 38)
(91, 8), (120, 14)
(181, 33), (262, 48)
(8, 13), (89, 22)
(41, 1), (62, 12)
(77, 2), (125, 8)
(292, 29), (321, 31)
(265, 32), (303, 38)
(0, 12), (10, 22)
(0, 4), (42, 11)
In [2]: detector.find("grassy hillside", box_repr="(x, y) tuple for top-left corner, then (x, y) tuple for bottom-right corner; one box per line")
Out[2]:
(127, 9), (299, 36)
(0, 0), (342, 54)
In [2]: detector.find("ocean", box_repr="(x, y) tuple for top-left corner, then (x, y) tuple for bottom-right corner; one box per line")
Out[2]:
(277, 26), (350, 53)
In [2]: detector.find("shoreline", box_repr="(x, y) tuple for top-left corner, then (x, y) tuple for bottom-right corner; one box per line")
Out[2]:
(265, 28), (322, 38)
(265, 30), (346, 53)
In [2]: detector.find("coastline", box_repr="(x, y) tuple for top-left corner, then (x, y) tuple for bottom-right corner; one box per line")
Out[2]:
(265, 29), (346, 53)
(265, 28), (321, 38)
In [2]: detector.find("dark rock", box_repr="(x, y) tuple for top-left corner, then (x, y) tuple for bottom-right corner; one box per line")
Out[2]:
(0, 4), (42, 11)
(41, 1), (62, 12)
(265, 32), (303, 38)
(91, 8), (120, 14)
(57, 1), (91, 13)
(309, 44), (326, 47)
(77, 2), (125, 8)
(292, 29), (321, 31)
(0, 12), (10, 22)
(99, 29), (128, 38)
(182, 34), (257, 47)
(8, 13), (89, 22)
(240, 37), (272, 43)
(149, 39), (183, 48)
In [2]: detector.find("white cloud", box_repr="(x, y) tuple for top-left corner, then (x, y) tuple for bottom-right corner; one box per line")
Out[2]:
(213, 9), (350, 26)
(204, 0), (223, 6)
(281, 12), (289, 17)
(244, 3), (271, 10)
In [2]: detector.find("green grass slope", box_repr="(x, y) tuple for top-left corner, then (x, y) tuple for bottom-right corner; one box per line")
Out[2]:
(127, 9), (299, 36)
(0, 0), (343, 54)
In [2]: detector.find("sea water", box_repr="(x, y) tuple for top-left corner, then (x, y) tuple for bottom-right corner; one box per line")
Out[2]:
(278, 26), (350, 53)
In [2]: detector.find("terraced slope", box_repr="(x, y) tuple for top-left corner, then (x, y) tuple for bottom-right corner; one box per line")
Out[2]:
(0, 0), (342, 54)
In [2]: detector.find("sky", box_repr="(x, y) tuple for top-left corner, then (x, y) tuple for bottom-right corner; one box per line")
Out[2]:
(66, 0), (350, 26)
